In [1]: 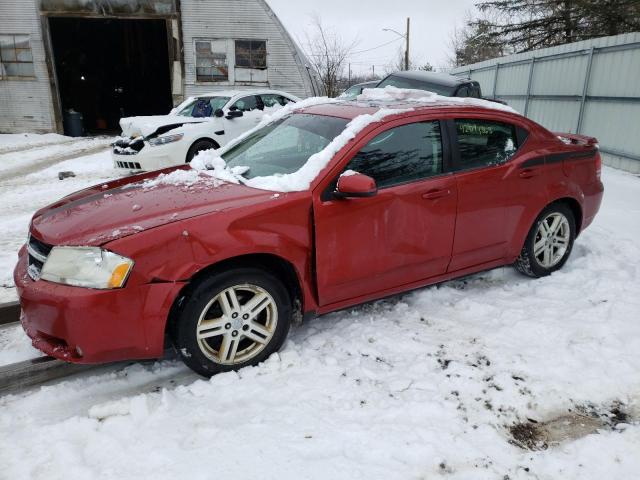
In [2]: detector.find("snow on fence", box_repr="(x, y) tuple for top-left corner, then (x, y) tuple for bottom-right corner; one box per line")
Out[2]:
(451, 32), (640, 173)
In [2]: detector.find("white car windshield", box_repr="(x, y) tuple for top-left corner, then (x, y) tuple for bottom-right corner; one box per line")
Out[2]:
(177, 97), (230, 117)
(339, 85), (362, 99)
(222, 114), (348, 179)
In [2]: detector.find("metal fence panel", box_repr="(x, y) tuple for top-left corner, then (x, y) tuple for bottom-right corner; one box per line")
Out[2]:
(582, 102), (639, 155)
(588, 48), (640, 97)
(452, 32), (640, 173)
(531, 55), (588, 95)
(528, 99), (582, 133)
(495, 63), (530, 95)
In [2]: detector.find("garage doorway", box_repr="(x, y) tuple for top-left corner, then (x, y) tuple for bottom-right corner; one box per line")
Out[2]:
(48, 17), (173, 133)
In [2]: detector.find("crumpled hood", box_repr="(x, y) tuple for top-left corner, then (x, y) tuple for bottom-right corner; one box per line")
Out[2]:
(119, 115), (209, 137)
(30, 168), (274, 247)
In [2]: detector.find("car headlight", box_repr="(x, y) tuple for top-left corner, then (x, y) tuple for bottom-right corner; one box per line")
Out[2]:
(148, 133), (184, 146)
(40, 247), (134, 289)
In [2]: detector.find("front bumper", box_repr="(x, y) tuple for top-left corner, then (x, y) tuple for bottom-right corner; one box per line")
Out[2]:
(14, 249), (185, 364)
(112, 141), (182, 172)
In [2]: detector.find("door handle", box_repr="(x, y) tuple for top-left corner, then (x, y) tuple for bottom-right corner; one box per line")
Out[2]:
(422, 188), (451, 200)
(519, 169), (538, 179)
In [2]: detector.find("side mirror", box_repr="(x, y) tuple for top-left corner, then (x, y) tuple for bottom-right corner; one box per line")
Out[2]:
(225, 110), (244, 119)
(213, 108), (224, 118)
(334, 172), (377, 199)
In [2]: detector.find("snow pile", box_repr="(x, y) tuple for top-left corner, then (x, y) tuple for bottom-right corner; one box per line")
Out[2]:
(188, 154), (248, 184)
(141, 168), (215, 189)
(358, 85), (519, 114)
(112, 146), (139, 155)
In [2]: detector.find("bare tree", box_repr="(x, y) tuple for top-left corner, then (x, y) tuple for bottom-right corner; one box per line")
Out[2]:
(384, 47), (435, 74)
(303, 15), (359, 97)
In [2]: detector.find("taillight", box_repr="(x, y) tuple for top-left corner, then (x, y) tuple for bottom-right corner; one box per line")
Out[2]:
(595, 153), (602, 180)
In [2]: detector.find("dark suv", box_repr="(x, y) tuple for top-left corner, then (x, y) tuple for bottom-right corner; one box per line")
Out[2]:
(376, 70), (483, 98)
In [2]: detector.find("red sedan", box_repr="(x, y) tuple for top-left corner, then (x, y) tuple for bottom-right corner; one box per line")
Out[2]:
(15, 98), (603, 376)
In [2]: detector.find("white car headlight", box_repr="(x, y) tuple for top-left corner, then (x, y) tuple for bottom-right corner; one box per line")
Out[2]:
(148, 133), (184, 146)
(40, 247), (134, 289)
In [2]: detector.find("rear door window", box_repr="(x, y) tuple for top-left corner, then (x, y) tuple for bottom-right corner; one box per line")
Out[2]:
(453, 119), (518, 170)
(260, 94), (294, 108)
(456, 86), (470, 97)
(344, 121), (443, 189)
(231, 95), (259, 112)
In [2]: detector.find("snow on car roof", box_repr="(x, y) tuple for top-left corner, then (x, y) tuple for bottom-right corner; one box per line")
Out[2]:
(188, 87), (520, 193)
(302, 86), (519, 118)
(197, 89), (293, 98)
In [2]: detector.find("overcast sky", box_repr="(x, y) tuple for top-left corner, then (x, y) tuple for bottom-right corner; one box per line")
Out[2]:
(266, 0), (478, 76)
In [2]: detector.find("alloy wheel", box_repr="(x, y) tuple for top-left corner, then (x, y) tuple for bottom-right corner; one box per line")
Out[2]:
(533, 212), (571, 268)
(196, 284), (278, 365)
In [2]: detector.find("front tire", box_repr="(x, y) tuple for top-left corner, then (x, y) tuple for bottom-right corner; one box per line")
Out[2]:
(514, 203), (576, 278)
(186, 139), (217, 163)
(173, 268), (292, 377)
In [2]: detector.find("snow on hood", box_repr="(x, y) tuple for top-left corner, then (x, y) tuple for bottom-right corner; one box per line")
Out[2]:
(119, 115), (209, 138)
(357, 86), (519, 114)
(190, 95), (411, 193)
(29, 168), (274, 246)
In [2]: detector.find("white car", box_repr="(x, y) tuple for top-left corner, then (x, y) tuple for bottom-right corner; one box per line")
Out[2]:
(112, 89), (300, 171)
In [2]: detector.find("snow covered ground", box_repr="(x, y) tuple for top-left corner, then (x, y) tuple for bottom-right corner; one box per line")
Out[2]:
(0, 143), (638, 478)
(0, 132), (71, 154)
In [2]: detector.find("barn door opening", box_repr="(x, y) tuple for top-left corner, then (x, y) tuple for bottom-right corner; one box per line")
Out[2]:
(48, 17), (172, 133)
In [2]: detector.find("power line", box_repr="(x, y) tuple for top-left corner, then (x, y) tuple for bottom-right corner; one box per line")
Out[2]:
(348, 37), (403, 55)
(304, 36), (403, 58)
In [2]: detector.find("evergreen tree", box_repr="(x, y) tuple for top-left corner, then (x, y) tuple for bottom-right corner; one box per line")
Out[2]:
(474, 0), (640, 52)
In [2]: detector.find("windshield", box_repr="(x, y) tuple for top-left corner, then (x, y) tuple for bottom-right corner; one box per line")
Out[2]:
(222, 114), (348, 179)
(339, 85), (362, 99)
(177, 97), (230, 117)
(377, 75), (455, 96)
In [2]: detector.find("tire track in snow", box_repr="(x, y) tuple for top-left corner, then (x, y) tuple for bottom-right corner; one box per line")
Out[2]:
(0, 137), (113, 182)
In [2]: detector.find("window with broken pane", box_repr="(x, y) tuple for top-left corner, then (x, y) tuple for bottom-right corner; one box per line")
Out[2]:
(0, 35), (35, 79)
(195, 40), (228, 82)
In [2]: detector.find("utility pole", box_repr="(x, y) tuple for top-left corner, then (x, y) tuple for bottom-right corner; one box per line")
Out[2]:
(405, 17), (410, 71)
(348, 63), (351, 86)
(372, 65), (375, 77)
(383, 20), (410, 71)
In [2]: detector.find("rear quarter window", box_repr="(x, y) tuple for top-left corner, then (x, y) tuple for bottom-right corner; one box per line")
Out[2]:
(454, 119), (519, 171)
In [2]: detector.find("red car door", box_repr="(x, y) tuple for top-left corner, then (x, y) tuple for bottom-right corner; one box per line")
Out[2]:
(446, 116), (548, 272)
(312, 118), (458, 307)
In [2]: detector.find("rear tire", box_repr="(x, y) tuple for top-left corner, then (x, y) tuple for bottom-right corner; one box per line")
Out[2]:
(186, 139), (217, 163)
(515, 203), (576, 278)
(173, 268), (292, 377)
